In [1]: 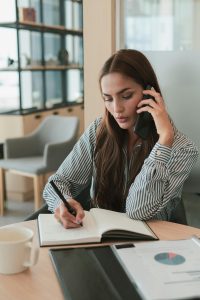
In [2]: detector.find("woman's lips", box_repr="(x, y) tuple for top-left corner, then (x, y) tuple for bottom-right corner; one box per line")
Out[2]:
(116, 117), (128, 124)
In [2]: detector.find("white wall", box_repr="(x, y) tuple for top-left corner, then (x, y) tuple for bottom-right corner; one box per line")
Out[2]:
(145, 51), (200, 193)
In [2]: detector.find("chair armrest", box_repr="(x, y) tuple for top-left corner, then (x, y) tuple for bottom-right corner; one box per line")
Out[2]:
(170, 197), (187, 225)
(24, 204), (51, 221)
(4, 135), (38, 158)
(43, 139), (76, 171)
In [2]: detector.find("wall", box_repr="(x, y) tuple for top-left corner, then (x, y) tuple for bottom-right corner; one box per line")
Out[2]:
(83, 0), (116, 127)
(144, 51), (200, 193)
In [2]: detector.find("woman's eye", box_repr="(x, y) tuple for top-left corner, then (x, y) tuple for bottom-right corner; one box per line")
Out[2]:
(122, 93), (133, 100)
(104, 98), (113, 102)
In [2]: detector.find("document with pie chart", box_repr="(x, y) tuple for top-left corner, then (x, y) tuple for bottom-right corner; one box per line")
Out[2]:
(112, 236), (200, 300)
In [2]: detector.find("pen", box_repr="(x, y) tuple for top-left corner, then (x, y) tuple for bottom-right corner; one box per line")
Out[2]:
(50, 180), (82, 225)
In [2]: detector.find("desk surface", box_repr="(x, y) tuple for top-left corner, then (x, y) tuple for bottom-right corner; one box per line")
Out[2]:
(1, 220), (200, 300)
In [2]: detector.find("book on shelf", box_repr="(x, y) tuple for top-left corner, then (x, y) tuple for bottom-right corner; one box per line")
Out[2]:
(18, 7), (36, 22)
(38, 208), (158, 246)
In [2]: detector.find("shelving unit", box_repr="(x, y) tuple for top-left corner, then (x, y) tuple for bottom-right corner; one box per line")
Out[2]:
(0, 0), (84, 202)
(0, 0), (83, 114)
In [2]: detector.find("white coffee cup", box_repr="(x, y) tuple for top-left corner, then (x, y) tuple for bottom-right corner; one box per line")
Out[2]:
(0, 226), (39, 275)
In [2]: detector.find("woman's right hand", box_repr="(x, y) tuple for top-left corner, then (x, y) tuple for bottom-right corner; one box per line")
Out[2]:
(54, 199), (85, 229)
(137, 88), (174, 147)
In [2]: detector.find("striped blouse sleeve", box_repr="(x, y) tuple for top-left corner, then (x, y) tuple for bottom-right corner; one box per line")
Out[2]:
(125, 131), (199, 220)
(43, 118), (100, 212)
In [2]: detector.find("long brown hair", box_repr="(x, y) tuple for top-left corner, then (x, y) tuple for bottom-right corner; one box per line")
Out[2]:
(93, 49), (160, 211)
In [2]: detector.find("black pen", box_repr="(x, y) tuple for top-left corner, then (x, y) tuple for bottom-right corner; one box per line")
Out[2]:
(50, 180), (82, 225)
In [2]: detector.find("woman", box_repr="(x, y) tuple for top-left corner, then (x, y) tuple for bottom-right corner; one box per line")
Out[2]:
(43, 49), (198, 228)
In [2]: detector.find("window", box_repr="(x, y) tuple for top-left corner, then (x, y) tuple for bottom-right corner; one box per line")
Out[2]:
(118, 0), (200, 51)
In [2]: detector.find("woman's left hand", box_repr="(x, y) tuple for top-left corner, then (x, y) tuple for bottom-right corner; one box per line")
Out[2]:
(137, 88), (174, 147)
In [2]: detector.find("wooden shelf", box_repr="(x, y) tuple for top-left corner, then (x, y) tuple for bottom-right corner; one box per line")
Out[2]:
(0, 21), (83, 35)
(23, 64), (83, 71)
(0, 64), (83, 72)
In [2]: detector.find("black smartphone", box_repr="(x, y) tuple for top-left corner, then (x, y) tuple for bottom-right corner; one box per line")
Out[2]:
(134, 85), (155, 140)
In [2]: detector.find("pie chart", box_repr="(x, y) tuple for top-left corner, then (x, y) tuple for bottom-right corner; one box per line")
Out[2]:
(154, 252), (185, 265)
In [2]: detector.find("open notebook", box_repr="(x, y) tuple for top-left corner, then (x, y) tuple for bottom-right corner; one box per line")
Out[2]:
(38, 208), (158, 246)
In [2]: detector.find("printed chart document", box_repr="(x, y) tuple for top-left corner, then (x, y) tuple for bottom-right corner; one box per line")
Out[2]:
(38, 208), (157, 246)
(112, 237), (200, 300)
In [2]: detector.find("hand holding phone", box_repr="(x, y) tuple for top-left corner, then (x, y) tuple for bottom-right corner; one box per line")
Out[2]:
(134, 85), (155, 140)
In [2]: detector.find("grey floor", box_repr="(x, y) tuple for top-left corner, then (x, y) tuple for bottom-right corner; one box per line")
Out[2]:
(0, 199), (34, 226)
(0, 192), (200, 228)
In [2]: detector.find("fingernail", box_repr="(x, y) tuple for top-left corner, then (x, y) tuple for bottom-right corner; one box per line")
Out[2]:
(57, 218), (62, 224)
(76, 220), (83, 226)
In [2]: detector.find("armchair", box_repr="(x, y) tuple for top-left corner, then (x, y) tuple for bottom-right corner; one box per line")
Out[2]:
(0, 115), (79, 215)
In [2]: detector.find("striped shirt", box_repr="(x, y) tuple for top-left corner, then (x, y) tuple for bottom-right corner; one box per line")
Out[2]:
(43, 117), (199, 221)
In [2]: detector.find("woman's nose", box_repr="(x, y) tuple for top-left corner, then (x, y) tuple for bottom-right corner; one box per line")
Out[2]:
(113, 100), (124, 113)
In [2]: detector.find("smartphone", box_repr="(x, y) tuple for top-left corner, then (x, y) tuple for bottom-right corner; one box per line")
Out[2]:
(134, 85), (155, 140)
